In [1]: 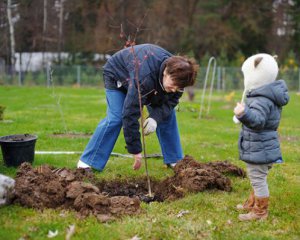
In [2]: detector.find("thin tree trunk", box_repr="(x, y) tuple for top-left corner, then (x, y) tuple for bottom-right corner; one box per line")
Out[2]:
(57, 0), (65, 85)
(58, 0), (65, 65)
(42, 0), (48, 67)
(7, 0), (16, 68)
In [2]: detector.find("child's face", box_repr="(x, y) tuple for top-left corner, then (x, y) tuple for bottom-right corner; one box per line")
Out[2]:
(162, 69), (184, 93)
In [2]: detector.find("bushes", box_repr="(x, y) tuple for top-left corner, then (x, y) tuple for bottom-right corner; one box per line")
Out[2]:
(0, 105), (5, 120)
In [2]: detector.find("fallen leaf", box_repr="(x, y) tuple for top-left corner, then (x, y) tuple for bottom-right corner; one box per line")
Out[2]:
(66, 225), (75, 240)
(29, 226), (38, 232)
(176, 210), (190, 218)
(47, 230), (58, 238)
(130, 235), (141, 240)
(59, 211), (66, 217)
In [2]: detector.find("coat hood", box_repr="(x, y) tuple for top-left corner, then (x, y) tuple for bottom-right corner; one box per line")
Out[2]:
(247, 80), (289, 107)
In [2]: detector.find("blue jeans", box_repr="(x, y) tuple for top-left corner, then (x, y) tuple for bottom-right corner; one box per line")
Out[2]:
(80, 89), (183, 171)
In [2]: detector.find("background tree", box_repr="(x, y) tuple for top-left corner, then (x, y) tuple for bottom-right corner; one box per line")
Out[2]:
(290, 0), (300, 63)
(0, 0), (299, 66)
(268, 0), (295, 61)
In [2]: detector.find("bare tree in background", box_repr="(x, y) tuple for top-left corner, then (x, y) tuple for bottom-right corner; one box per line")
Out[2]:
(1, 0), (299, 68)
(42, 0), (48, 66)
(269, 0), (295, 59)
(7, 0), (16, 68)
(57, 0), (65, 65)
(0, 4), (8, 76)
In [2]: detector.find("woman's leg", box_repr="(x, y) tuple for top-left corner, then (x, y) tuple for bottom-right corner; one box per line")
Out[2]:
(155, 109), (183, 164)
(80, 89), (126, 171)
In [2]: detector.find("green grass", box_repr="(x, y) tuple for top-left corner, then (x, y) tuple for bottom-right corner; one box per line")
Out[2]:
(0, 86), (299, 240)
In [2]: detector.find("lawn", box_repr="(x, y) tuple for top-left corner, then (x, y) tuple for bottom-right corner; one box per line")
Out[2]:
(0, 86), (299, 240)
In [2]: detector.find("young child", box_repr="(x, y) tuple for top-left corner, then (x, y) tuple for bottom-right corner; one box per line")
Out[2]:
(233, 53), (289, 221)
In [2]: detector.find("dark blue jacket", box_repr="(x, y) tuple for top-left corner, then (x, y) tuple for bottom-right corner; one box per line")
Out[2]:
(103, 44), (182, 154)
(237, 80), (289, 164)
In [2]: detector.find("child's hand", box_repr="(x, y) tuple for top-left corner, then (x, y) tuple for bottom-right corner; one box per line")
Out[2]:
(234, 102), (245, 117)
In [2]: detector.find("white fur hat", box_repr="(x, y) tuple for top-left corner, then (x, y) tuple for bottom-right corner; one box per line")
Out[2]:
(242, 53), (278, 91)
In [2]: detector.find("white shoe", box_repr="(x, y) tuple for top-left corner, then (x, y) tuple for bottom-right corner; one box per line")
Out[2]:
(167, 163), (177, 169)
(77, 160), (91, 169)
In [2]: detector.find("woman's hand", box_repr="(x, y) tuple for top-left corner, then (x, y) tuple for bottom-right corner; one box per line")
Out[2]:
(143, 118), (157, 135)
(133, 153), (142, 170)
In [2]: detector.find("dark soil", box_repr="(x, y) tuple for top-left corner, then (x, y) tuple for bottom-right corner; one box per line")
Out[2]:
(13, 156), (245, 222)
(50, 133), (92, 139)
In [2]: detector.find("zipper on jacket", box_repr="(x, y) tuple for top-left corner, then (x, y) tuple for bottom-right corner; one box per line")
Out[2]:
(142, 89), (156, 98)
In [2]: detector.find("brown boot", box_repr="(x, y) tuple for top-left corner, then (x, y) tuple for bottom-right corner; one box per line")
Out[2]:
(239, 196), (269, 221)
(236, 190), (255, 211)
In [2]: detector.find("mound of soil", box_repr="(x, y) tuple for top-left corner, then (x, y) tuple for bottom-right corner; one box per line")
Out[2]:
(13, 156), (245, 222)
(14, 163), (140, 222)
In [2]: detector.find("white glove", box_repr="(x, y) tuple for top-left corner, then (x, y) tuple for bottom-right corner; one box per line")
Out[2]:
(143, 118), (157, 135)
(0, 174), (15, 206)
(233, 115), (241, 124)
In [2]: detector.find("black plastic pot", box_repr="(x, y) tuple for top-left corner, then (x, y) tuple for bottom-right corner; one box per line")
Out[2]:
(0, 134), (38, 167)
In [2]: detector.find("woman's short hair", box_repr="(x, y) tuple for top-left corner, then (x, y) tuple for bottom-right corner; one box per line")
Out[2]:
(165, 56), (199, 89)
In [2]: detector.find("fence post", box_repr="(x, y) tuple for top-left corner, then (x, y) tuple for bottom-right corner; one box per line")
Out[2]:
(298, 68), (300, 92)
(217, 66), (221, 91)
(18, 53), (22, 86)
(77, 65), (81, 86)
(46, 63), (51, 88)
(222, 67), (226, 91)
(18, 69), (22, 86)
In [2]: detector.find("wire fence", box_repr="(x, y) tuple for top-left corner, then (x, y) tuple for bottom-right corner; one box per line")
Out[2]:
(0, 65), (299, 91)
